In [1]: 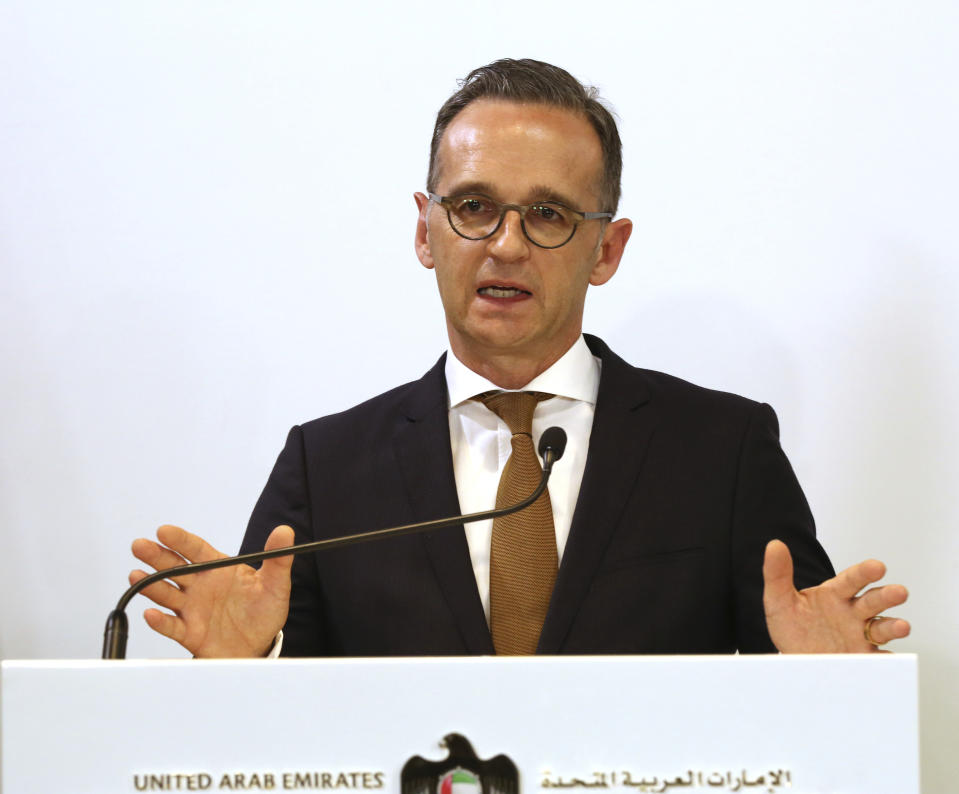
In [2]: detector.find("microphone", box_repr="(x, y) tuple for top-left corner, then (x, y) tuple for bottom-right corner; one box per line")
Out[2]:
(103, 426), (568, 659)
(538, 426), (567, 466)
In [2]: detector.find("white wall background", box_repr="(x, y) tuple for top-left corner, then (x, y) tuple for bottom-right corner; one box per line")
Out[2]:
(1, 1), (956, 789)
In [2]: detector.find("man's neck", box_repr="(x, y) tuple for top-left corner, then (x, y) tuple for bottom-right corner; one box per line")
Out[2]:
(449, 338), (578, 390)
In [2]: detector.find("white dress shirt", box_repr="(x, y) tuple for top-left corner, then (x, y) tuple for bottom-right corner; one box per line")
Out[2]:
(445, 335), (601, 622)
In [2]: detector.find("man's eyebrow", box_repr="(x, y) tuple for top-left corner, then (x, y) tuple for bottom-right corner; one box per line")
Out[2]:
(443, 181), (586, 210)
(442, 181), (499, 199)
(523, 184), (583, 209)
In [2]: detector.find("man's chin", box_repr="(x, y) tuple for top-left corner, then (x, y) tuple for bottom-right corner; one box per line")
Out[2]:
(451, 322), (539, 358)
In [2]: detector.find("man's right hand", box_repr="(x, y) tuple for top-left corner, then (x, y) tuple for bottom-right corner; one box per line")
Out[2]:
(130, 524), (294, 658)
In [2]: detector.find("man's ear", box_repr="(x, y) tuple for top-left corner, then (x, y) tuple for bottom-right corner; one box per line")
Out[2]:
(589, 217), (633, 286)
(414, 192), (434, 270)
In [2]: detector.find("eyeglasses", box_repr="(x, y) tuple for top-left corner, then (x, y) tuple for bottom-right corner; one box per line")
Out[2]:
(428, 192), (613, 249)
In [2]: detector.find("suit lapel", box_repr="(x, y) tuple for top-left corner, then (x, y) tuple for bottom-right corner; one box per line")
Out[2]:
(392, 355), (495, 654)
(537, 336), (656, 653)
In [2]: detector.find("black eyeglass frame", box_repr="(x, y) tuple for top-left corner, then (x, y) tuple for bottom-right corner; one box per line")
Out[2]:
(427, 192), (613, 250)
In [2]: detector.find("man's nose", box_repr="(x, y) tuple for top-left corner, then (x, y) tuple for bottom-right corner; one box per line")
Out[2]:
(486, 208), (529, 260)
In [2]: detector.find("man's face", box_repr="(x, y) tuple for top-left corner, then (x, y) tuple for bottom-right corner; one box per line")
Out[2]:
(415, 99), (631, 381)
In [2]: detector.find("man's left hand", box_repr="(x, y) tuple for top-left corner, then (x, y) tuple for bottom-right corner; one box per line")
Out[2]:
(763, 539), (911, 653)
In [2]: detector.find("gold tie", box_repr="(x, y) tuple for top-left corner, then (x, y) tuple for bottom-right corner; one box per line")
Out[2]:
(480, 391), (558, 655)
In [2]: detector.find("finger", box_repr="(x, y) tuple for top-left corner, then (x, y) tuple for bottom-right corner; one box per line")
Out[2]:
(260, 525), (296, 593)
(142, 608), (188, 645)
(155, 524), (226, 565)
(854, 584), (910, 620)
(129, 569), (186, 612)
(762, 540), (796, 611)
(132, 537), (190, 573)
(831, 558), (887, 599)
(865, 616), (911, 645)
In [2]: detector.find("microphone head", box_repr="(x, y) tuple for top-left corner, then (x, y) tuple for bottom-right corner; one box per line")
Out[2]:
(538, 426), (567, 463)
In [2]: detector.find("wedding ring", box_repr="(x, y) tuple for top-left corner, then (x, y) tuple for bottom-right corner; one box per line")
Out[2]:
(864, 616), (884, 645)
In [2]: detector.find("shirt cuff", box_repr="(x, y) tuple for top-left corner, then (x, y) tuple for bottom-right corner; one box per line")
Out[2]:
(266, 630), (284, 659)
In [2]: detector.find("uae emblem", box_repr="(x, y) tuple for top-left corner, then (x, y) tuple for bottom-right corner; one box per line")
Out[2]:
(401, 733), (519, 794)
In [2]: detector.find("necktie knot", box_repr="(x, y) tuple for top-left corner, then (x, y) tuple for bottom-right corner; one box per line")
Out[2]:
(478, 391), (553, 436)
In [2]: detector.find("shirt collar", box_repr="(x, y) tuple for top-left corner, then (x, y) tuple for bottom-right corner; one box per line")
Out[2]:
(445, 335), (601, 408)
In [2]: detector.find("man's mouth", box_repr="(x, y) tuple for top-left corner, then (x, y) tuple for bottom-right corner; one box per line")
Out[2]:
(477, 285), (531, 298)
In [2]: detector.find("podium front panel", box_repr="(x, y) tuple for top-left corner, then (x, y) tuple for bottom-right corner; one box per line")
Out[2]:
(2, 655), (918, 793)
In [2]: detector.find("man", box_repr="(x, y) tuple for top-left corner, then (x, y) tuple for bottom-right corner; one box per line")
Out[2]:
(130, 59), (910, 658)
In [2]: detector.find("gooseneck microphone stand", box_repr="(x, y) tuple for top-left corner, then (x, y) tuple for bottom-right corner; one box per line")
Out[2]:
(102, 427), (567, 659)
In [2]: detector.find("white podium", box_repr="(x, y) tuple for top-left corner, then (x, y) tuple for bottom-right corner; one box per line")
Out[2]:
(2, 655), (918, 793)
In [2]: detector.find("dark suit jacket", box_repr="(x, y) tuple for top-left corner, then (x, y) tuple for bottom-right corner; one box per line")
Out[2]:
(240, 335), (834, 656)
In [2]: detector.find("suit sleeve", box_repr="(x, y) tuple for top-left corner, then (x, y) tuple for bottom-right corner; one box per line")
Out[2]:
(731, 402), (835, 652)
(241, 426), (329, 657)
